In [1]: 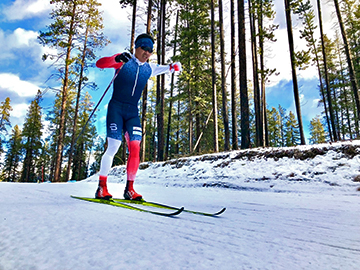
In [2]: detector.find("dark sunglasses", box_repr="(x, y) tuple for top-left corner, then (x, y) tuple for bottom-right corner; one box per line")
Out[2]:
(141, 46), (153, 53)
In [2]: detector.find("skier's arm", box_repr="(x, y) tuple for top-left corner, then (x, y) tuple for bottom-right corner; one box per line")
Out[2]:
(150, 62), (182, 77)
(96, 52), (132, 69)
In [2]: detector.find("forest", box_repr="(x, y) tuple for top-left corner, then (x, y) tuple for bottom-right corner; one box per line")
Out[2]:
(0, 0), (359, 182)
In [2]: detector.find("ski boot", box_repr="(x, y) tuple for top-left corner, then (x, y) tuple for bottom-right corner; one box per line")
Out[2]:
(95, 176), (112, 200)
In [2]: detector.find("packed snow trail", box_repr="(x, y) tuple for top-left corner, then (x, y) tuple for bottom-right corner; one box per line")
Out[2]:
(0, 181), (359, 270)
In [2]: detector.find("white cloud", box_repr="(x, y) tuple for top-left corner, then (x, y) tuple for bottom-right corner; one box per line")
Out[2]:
(99, 1), (132, 33)
(8, 28), (38, 48)
(0, 27), (51, 63)
(12, 103), (29, 118)
(3, 0), (51, 21)
(0, 73), (40, 97)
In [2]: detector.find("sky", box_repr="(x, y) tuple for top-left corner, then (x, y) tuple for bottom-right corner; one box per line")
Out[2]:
(0, 0), (339, 145)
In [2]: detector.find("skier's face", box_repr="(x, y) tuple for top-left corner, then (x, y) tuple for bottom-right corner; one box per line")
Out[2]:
(135, 47), (152, 63)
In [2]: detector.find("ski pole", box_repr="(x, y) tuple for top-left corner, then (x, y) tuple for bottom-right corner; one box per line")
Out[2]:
(74, 68), (120, 145)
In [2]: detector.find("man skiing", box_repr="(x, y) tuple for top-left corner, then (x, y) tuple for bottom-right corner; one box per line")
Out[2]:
(95, 33), (182, 201)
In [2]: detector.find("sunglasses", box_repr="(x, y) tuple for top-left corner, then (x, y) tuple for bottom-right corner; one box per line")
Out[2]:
(141, 46), (153, 53)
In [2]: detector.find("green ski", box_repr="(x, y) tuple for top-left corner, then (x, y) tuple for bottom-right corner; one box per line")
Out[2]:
(112, 198), (226, 217)
(71, 196), (184, 217)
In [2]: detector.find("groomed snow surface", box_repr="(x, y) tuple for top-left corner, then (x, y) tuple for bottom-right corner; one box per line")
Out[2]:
(1, 141), (360, 270)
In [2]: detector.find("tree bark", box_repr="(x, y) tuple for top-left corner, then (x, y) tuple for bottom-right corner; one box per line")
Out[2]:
(238, 0), (250, 149)
(211, 0), (219, 152)
(284, 0), (306, 145)
(333, 0), (360, 136)
(54, 2), (77, 182)
(218, 0), (230, 151)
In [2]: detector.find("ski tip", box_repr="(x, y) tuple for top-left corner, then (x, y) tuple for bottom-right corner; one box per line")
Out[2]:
(172, 207), (185, 216)
(213, 207), (226, 216)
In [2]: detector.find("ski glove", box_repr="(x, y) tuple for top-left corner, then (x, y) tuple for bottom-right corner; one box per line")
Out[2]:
(169, 62), (182, 73)
(115, 52), (132, 63)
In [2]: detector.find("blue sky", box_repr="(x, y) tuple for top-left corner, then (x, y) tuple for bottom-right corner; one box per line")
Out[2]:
(0, 0), (336, 145)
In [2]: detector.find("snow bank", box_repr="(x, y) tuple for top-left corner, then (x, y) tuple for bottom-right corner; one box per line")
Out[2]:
(85, 140), (360, 194)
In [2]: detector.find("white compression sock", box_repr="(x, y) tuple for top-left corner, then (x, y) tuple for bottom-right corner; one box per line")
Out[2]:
(99, 137), (122, 176)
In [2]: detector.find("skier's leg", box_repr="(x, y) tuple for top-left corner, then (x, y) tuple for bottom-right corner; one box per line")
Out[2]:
(99, 137), (122, 176)
(124, 132), (142, 200)
(95, 137), (121, 199)
(123, 114), (143, 200)
(96, 138), (122, 199)
(96, 99), (124, 199)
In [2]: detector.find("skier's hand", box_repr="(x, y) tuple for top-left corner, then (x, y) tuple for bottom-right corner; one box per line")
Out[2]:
(115, 52), (132, 63)
(170, 62), (182, 73)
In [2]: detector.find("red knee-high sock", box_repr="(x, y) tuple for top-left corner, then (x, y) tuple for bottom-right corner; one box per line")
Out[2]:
(126, 140), (141, 183)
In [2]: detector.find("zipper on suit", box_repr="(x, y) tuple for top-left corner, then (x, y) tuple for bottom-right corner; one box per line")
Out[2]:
(132, 65), (140, 96)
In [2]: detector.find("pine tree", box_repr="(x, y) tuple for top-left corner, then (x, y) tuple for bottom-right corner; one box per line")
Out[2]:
(218, 0), (230, 151)
(38, 0), (101, 182)
(0, 97), (12, 155)
(284, 0), (306, 145)
(66, 0), (109, 181)
(333, 0), (360, 126)
(71, 92), (97, 180)
(230, 0), (238, 150)
(267, 107), (281, 147)
(278, 105), (287, 147)
(20, 91), (43, 182)
(175, 0), (215, 154)
(38, 141), (51, 182)
(143, 78), (157, 161)
(1, 125), (22, 182)
(343, 0), (360, 84)
(309, 116), (326, 144)
(210, 0), (219, 153)
(238, 0), (250, 149)
(249, 0), (278, 147)
(285, 111), (300, 146)
(315, 0), (337, 141)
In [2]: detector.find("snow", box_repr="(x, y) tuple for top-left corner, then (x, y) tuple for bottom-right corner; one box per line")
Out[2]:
(1, 141), (360, 270)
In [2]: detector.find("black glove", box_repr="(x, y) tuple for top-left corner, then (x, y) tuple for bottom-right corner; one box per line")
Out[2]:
(115, 52), (132, 63)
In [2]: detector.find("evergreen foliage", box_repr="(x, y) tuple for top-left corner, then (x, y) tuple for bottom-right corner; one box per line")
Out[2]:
(0, 97), (12, 155)
(1, 125), (22, 182)
(309, 116), (326, 144)
(20, 91), (43, 182)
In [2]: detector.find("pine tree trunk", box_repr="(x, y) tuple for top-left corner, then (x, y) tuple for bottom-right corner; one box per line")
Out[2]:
(230, 0), (238, 150)
(156, 0), (166, 161)
(284, 0), (306, 145)
(140, 0), (153, 162)
(218, 0), (230, 151)
(258, 2), (267, 147)
(337, 48), (354, 139)
(249, 0), (262, 147)
(66, 25), (89, 182)
(54, 3), (77, 182)
(238, 0), (250, 149)
(211, 0), (219, 152)
(312, 5), (333, 141)
(317, 0), (337, 141)
(333, 0), (360, 136)
(165, 11), (179, 160)
(130, 0), (137, 53)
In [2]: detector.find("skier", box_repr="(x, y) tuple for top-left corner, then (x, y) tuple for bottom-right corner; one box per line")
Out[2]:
(95, 33), (182, 200)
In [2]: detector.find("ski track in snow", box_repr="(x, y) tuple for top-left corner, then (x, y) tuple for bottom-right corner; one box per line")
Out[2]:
(0, 181), (359, 270)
